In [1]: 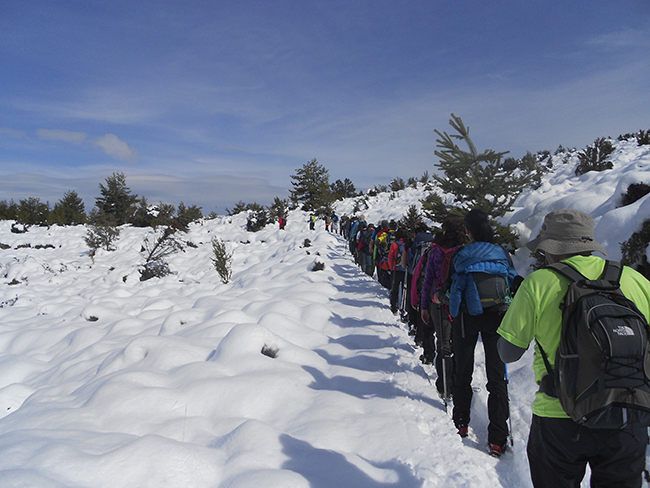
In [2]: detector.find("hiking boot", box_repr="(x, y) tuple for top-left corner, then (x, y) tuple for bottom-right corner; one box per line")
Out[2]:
(457, 426), (468, 438)
(438, 390), (452, 402)
(488, 443), (507, 458)
(419, 354), (434, 365)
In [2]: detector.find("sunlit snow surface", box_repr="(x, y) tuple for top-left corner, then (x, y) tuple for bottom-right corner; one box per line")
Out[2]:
(0, 140), (648, 487)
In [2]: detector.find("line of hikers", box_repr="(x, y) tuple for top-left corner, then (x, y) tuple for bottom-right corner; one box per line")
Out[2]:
(308, 212), (342, 233)
(343, 210), (516, 457)
(343, 208), (650, 487)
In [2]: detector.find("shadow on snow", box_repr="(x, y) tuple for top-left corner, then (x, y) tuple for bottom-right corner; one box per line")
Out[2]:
(281, 434), (424, 488)
(303, 365), (441, 410)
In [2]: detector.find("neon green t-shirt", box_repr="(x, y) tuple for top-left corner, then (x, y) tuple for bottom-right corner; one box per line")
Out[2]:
(497, 255), (650, 418)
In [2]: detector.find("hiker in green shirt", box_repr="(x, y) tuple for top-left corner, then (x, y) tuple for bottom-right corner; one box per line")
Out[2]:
(497, 209), (650, 488)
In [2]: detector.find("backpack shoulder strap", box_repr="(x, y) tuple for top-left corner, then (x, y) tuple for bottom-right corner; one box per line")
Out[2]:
(550, 260), (622, 290)
(548, 262), (587, 283)
(601, 260), (623, 283)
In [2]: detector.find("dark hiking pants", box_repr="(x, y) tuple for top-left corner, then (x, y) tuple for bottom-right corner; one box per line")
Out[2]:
(377, 266), (391, 289)
(527, 415), (648, 488)
(429, 302), (454, 397)
(452, 311), (509, 446)
(390, 270), (405, 313)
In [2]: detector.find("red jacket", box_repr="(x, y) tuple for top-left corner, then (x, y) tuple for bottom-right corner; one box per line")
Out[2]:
(388, 239), (406, 271)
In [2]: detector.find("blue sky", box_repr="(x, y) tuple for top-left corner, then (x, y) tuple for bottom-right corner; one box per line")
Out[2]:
(1, 1), (649, 215)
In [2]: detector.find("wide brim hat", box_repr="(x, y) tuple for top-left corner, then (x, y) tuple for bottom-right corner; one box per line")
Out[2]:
(525, 209), (607, 256)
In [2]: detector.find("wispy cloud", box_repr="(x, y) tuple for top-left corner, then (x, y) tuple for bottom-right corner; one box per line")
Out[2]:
(36, 129), (87, 144)
(586, 27), (650, 50)
(0, 171), (285, 214)
(32, 129), (139, 163)
(93, 134), (138, 162)
(0, 128), (27, 138)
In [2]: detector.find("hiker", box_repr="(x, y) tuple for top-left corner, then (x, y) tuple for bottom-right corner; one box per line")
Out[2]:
(419, 218), (466, 400)
(358, 223), (375, 277)
(341, 215), (349, 238)
(433, 209), (518, 457)
(325, 214), (331, 232)
(406, 222), (434, 335)
(309, 214), (316, 231)
(331, 213), (339, 234)
(497, 209), (650, 487)
(349, 216), (365, 261)
(388, 228), (408, 314)
(278, 216), (286, 230)
(372, 220), (393, 289)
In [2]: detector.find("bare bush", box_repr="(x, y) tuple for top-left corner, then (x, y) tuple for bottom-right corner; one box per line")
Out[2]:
(140, 227), (184, 281)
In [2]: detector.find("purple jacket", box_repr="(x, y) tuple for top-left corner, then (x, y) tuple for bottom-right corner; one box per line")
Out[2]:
(420, 244), (460, 310)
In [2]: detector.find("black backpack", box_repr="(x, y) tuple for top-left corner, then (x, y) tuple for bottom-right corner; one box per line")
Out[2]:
(408, 235), (434, 275)
(538, 260), (650, 429)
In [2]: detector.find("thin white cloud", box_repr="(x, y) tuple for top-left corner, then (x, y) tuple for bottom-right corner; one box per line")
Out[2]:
(36, 129), (87, 144)
(586, 27), (650, 50)
(93, 134), (138, 162)
(0, 127), (27, 138)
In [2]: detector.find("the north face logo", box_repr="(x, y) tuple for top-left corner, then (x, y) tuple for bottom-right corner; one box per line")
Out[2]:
(613, 325), (635, 336)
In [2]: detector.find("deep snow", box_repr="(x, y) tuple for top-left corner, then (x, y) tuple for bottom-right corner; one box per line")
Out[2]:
(0, 139), (649, 487)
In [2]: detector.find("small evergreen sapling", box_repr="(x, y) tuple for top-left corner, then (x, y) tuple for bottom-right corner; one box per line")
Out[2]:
(621, 220), (650, 280)
(84, 211), (121, 253)
(211, 237), (233, 284)
(621, 183), (650, 207)
(574, 138), (615, 176)
(390, 177), (406, 192)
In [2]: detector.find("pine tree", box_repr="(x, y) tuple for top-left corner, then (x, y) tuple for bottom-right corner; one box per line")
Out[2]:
(94, 172), (138, 225)
(50, 190), (86, 225)
(0, 200), (18, 221)
(267, 197), (289, 223)
(226, 201), (248, 216)
(330, 178), (357, 200)
(398, 205), (425, 234)
(17, 197), (50, 226)
(423, 114), (536, 244)
(131, 197), (155, 228)
(289, 159), (333, 212)
(176, 202), (202, 226)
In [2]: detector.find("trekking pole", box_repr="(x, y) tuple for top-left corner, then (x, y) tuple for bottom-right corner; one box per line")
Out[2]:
(400, 273), (408, 322)
(438, 305), (450, 414)
(505, 363), (514, 447)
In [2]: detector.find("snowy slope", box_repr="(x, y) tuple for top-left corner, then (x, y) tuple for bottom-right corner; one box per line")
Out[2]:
(0, 137), (648, 487)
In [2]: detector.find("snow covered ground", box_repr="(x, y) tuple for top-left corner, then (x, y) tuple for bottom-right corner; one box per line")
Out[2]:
(0, 138), (649, 487)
